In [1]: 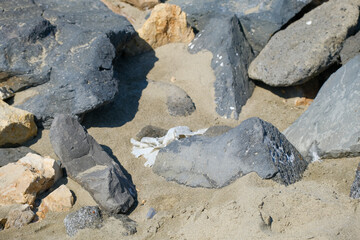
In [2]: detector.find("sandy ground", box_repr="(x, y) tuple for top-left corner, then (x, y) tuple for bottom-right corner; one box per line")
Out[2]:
(2, 2), (360, 240)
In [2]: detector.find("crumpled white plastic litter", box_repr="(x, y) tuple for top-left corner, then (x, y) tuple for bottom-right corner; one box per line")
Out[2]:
(130, 126), (208, 167)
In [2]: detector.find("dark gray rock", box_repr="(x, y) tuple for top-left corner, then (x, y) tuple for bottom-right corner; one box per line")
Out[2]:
(284, 55), (360, 160)
(0, 0), (136, 128)
(0, 147), (37, 167)
(112, 214), (137, 236)
(169, 0), (311, 53)
(166, 89), (195, 117)
(350, 163), (360, 199)
(188, 16), (254, 119)
(50, 114), (136, 214)
(341, 31), (360, 65)
(203, 125), (232, 137)
(64, 206), (103, 237)
(136, 125), (168, 141)
(153, 117), (307, 188)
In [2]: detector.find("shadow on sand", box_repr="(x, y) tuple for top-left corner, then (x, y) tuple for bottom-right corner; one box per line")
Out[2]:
(83, 36), (158, 128)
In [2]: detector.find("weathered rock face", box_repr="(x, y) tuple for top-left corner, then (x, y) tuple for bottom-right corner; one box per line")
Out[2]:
(0, 87), (14, 100)
(153, 117), (307, 188)
(350, 163), (360, 199)
(169, 0), (312, 54)
(248, 0), (360, 86)
(188, 16), (254, 119)
(0, 147), (37, 167)
(0, 100), (37, 146)
(284, 55), (360, 160)
(138, 3), (195, 49)
(0, 153), (61, 206)
(4, 204), (35, 229)
(121, 0), (160, 10)
(38, 185), (74, 219)
(0, 0), (136, 128)
(50, 114), (136, 214)
(341, 31), (360, 65)
(64, 206), (103, 237)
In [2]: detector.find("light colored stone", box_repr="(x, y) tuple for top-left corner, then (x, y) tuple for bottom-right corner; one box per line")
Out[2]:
(0, 153), (61, 206)
(4, 204), (34, 229)
(38, 185), (74, 219)
(138, 3), (195, 49)
(18, 153), (62, 184)
(121, 0), (159, 10)
(0, 100), (37, 146)
(248, 0), (360, 86)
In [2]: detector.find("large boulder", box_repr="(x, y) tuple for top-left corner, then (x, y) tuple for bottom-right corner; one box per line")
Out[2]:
(137, 4), (195, 49)
(284, 55), (360, 160)
(0, 100), (37, 146)
(0, 153), (61, 205)
(49, 114), (136, 214)
(248, 0), (360, 86)
(153, 117), (307, 188)
(0, 0), (136, 128)
(0, 147), (37, 167)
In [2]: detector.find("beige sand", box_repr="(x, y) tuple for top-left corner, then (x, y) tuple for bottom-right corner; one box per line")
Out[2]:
(1, 4), (360, 240)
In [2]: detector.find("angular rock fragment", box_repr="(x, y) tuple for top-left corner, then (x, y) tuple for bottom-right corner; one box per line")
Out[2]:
(0, 0), (137, 127)
(137, 3), (195, 49)
(64, 206), (102, 237)
(0, 153), (61, 205)
(50, 114), (136, 214)
(248, 0), (360, 86)
(136, 125), (168, 141)
(0, 87), (14, 100)
(4, 204), (35, 229)
(153, 117), (307, 188)
(284, 55), (360, 160)
(0, 100), (37, 146)
(350, 163), (360, 199)
(38, 185), (74, 219)
(188, 16), (254, 119)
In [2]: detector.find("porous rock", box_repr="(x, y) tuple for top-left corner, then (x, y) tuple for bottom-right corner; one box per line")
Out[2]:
(64, 206), (102, 237)
(50, 114), (136, 214)
(284, 55), (360, 160)
(248, 0), (360, 86)
(0, 153), (61, 205)
(138, 3), (195, 49)
(0, 100), (37, 146)
(153, 117), (307, 188)
(0, 0), (136, 128)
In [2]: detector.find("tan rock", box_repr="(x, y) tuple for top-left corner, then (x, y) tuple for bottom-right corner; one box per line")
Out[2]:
(0, 154), (61, 206)
(0, 100), (37, 146)
(4, 204), (34, 229)
(121, 0), (159, 10)
(37, 185), (74, 219)
(137, 3), (194, 49)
